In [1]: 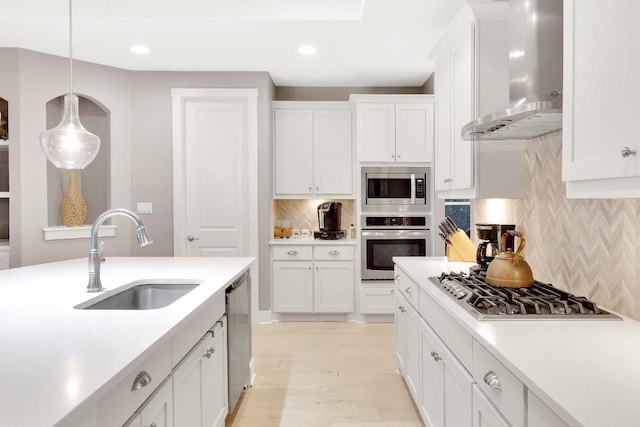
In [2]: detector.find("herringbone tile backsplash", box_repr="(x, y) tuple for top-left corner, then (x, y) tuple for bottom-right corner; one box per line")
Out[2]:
(477, 133), (640, 320)
(274, 199), (355, 232)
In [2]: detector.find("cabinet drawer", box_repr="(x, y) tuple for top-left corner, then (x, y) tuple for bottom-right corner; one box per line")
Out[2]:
(272, 245), (313, 260)
(360, 285), (395, 314)
(473, 340), (525, 427)
(420, 287), (472, 371)
(314, 245), (354, 261)
(395, 269), (419, 310)
(97, 339), (172, 427)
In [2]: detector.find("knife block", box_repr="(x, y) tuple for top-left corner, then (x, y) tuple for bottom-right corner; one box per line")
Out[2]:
(446, 230), (477, 262)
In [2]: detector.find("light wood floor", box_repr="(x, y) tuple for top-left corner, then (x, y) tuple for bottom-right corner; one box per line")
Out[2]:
(226, 322), (423, 427)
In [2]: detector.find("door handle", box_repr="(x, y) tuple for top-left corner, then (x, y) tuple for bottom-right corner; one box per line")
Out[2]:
(187, 235), (199, 242)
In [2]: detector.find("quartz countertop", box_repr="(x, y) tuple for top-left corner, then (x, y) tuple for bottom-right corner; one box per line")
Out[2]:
(0, 256), (255, 427)
(394, 256), (640, 427)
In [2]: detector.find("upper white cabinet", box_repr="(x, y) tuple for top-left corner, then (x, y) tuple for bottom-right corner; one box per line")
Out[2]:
(273, 102), (353, 198)
(562, 0), (640, 198)
(350, 95), (435, 163)
(430, 2), (525, 199)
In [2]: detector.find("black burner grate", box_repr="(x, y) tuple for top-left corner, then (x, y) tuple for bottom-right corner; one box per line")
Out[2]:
(435, 272), (619, 319)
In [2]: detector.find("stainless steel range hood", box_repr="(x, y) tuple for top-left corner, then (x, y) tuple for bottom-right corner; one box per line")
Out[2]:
(461, 0), (563, 141)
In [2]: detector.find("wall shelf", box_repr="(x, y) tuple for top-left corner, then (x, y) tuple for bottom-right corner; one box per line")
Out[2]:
(43, 225), (117, 241)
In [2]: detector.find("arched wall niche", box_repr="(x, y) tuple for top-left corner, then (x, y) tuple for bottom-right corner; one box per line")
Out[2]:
(45, 94), (111, 226)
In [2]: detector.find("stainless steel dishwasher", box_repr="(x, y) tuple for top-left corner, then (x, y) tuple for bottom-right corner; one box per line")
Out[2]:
(225, 270), (251, 413)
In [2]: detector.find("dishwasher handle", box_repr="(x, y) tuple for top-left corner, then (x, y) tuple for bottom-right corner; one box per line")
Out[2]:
(226, 270), (249, 293)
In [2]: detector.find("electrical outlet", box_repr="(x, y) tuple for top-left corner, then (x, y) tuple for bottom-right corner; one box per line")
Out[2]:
(137, 202), (153, 214)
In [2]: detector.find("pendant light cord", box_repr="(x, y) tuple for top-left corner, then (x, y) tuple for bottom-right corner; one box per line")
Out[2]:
(69, 0), (73, 95)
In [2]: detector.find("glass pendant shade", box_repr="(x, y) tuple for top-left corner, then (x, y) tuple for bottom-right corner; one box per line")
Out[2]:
(39, 94), (100, 170)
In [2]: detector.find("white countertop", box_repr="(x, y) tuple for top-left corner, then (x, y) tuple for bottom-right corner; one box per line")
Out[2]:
(0, 256), (254, 427)
(394, 256), (640, 427)
(270, 237), (357, 245)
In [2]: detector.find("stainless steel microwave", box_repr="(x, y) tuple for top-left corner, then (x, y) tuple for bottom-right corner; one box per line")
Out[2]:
(361, 166), (430, 212)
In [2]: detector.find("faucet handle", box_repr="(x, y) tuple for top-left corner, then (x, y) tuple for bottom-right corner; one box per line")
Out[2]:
(99, 241), (106, 263)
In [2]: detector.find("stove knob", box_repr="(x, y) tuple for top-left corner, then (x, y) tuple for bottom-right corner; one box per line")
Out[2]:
(455, 290), (466, 299)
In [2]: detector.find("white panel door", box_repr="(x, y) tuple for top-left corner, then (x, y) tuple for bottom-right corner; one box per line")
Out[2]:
(451, 27), (474, 190)
(272, 261), (313, 312)
(173, 335), (208, 427)
(395, 103), (434, 163)
(274, 109), (314, 195)
(435, 51), (453, 191)
(140, 379), (174, 427)
(173, 89), (257, 260)
(314, 109), (353, 195)
(356, 103), (395, 162)
(313, 261), (354, 313)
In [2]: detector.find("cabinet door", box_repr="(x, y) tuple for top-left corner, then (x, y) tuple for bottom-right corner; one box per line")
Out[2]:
(395, 103), (434, 163)
(443, 344), (473, 427)
(451, 27), (475, 191)
(395, 292), (407, 375)
(272, 261), (313, 312)
(204, 324), (228, 427)
(314, 261), (354, 313)
(124, 413), (142, 427)
(173, 335), (209, 426)
(435, 51), (454, 191)
(356, 103), (396, 162)
(274, 109), (314, 195)
(420, 318), (445, 427)
(527, 390), (569, 427)
(314, 109), (353, 195)
(563, 1), (640, 183)
(404, 302), (420, 402)
(140, 378), (174, 427)
(472, 385), (510, 427)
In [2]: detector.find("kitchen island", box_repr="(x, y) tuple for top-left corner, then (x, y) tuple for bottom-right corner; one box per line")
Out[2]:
(394, 256), (640, 427)
(0, 256), (255, 427)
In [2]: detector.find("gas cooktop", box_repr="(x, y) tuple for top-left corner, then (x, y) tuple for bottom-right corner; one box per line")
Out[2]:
(430, 272), (620, 320)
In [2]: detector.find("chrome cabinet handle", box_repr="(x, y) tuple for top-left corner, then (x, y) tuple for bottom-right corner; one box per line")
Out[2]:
(398, 305), (405, 313)
(287, 250), (298, 255)
(187, 235), (199, 242)
(405, 287), (412, 294)
(483, 371), (502, 391)
(430, 350), (442, 362)
(328, 250), (340, 255)
(204, 347), (215, 359)
(149, 423), (157, 427)
(621, 147), (637, 158)
(131, 371), (152, 391)
(443, 178), (453, 183)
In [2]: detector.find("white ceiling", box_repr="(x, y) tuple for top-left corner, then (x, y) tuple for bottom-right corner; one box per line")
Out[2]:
(0, 0), (468, 87)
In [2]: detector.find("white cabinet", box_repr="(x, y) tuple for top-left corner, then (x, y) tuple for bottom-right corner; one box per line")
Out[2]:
(124, 378), (174, 427)
(173, 321), (227, 427)
(527, 390), (569, 427)
(562, 0), (640, 198)
(271, 244), (354, 313)
(472, 385), (510, 427)
(420, 317), (473, 427)
(360, 284), (395, 314)
(394, 283), (420, 402)
(430, 2), (525, 198)
(394, 292), (407, 375)
(273, 102), (353, 197)
(351, 95), (435, 163)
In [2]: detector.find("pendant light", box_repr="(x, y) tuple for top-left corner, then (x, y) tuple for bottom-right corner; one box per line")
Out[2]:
(39, 0), (100, 170)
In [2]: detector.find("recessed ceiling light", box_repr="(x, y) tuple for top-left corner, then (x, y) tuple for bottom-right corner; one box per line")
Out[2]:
(298, 45), (317, 55)
(130, 45), (150, 55)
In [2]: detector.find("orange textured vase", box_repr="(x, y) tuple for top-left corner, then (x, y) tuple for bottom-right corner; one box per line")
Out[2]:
(60, 171), (87, 227)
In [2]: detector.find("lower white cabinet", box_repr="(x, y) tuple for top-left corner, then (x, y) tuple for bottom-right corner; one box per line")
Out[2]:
(404, 296), (420, 401)
(420, 317), (473, 427)
(272, 245), (354, 314)
(173, 321), (227, 427)
(527, 390), (569, 427)
(472, 385), (510, 427)
(394, 293), (407, 375)
(360, 284), (395, 314)
(124, 377), (174, 427)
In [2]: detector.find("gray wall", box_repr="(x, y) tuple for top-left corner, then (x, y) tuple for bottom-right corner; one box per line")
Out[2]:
(275, 84), (433, 101)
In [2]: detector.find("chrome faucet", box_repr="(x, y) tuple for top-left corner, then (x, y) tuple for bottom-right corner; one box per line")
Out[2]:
(87, 208), (153, 292)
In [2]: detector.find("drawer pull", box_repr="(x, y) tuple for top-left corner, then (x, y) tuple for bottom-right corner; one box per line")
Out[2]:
(390, 288), (395, 294)
(131, 371), (152, 391)
(483, 371), (502, 391)
(621, 146), (637, 158)
(430, 350), (442, 362)
(405, 287), (412, 294)
(204, 347), (215, 359)
(398, 305), (405, 313)
(149, 423), (157, 427)
(328, 250), (340, 255)
(287, 250), (298, 255)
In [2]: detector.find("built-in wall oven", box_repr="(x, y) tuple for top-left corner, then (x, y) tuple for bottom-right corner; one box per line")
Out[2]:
(361, 166), (430, 212)
(361, 215), (432, 281)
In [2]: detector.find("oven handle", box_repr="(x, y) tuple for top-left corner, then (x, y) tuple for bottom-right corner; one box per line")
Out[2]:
(361, 229), (430, 239)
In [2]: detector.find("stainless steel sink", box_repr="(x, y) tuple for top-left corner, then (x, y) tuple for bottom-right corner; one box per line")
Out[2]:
(77, 281), (200, 310)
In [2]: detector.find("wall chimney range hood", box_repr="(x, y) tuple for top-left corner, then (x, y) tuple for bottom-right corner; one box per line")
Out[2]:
(461, 0), (563, 141)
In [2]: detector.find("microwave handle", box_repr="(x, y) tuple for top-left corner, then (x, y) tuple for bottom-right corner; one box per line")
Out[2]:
(410, 174), (416, 204)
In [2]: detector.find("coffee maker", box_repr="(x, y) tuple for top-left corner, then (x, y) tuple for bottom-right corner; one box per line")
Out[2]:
(471, 223), (516, 273)
(314, 201), (345, 240)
